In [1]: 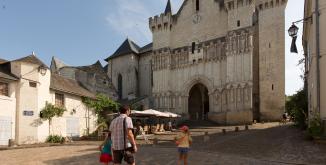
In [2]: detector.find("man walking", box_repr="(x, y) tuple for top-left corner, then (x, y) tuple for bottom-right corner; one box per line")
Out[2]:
(109, 105), (137, 165)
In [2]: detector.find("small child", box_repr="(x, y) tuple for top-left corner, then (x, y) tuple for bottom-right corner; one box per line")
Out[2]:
(175, 125), (192, 165)
(99, 130), (113, 165)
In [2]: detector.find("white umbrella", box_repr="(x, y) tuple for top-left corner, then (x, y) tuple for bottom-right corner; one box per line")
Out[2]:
(131, 110), (155, 117)
(163, 111), (181, 118)
(141, 109), (170, 117)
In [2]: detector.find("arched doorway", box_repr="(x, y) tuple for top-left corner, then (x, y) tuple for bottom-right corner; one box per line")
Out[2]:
(188, 83), (209, 120)
(118, 74), (122, 99)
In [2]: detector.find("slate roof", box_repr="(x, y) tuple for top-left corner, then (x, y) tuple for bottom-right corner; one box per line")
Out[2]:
(105, 38), (140, 61)
(50, 74), (95, 98)
(76, 61), (108, 79)
(139, 43), (153, 53)
(12, 55), (48, 68)
(164, 0), (172, 14)
(51, 56), (67, 71)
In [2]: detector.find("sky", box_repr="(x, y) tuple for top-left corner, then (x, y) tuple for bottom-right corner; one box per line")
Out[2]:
(0, 0), (304, 95)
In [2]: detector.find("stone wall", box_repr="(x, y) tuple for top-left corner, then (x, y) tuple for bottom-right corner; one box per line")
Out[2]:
(257, 0), (287, 121)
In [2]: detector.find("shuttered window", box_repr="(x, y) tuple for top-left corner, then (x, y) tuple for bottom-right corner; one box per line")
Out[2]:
(0, 82), (8, 96)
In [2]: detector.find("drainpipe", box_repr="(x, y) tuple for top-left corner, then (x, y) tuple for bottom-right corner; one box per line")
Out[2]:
(315, 0), (321, 115)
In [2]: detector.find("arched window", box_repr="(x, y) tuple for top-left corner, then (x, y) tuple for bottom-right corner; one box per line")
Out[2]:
(118, 74), (122, 99)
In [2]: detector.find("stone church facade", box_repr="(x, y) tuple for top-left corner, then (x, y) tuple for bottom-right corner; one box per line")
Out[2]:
(106, 0), (287, 124)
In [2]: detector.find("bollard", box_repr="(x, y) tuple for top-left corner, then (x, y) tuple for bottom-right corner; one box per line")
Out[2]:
(235, 127), (239, 132)
(245, 124), (249, 130)
(222, 129), (226, 134)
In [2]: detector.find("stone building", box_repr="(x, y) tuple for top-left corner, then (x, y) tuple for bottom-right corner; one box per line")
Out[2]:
(50, 57), (117, 100)
(303, 0), (326, 127)
(106, 0), (288, 124)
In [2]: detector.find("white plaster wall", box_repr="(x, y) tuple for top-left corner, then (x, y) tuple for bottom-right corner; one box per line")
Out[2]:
(50, 91), (97, 137)
(37, 69), (51, 142)
(12, 62), (42, 144)
(0, 82), (17, 142)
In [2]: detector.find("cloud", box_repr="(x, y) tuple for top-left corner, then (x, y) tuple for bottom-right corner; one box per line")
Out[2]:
(106, 0), (156, 45)
(106, 0), (184, 45)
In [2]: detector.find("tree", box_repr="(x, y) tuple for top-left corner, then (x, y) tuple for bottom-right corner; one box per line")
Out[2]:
(40, 102), (67, 135)
(286, 88), (308, 129)
(82, 94), (119, 124)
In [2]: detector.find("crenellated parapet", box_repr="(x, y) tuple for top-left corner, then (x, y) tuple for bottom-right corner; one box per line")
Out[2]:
(149, 12), (173, 32)
(224, 0), (254, 11)
(255, 0), (287, 11)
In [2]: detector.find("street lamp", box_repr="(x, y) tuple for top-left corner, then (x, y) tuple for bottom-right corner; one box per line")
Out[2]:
(288, 24), (299, 37)
(288, 24), (299, 53)
(38, 65), (47, 76)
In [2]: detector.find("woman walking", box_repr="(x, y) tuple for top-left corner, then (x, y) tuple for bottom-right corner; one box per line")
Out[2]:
(175, 125), (192, 165)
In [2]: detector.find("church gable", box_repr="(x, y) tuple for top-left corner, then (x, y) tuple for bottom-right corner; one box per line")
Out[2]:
(150, 0), (228, 49)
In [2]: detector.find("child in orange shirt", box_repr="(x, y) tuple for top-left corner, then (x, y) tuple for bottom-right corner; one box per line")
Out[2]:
(175, 125), (192, 165)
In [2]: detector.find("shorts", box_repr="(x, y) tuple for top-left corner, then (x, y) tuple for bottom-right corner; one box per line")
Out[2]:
(113, 149), (135, 164)
(100, 153), (113, 163)
(178, 147), (190, 154)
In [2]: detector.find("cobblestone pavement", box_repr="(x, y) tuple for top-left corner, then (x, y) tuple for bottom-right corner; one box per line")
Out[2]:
(0, 123), (325, 165)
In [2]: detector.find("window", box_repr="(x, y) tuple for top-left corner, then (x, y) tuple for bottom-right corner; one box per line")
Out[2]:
(272, 84), (274, 91)
(192, 42), (196, 54)
(237, 20), (241, 27)
(29, 82), (37, 88)
(196, 0), (199, 11)
(0, 82), (8, 96)
(55, 93), (64, 107)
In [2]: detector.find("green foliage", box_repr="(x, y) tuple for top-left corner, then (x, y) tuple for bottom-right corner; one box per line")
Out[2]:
(40, 102), (66, 121)
(40, 102), (67, 135)
(82, 94), (119, 123)
(46, 135), (64, 143)
(308, 114), (323, 137)
(286, 88), (308, 129)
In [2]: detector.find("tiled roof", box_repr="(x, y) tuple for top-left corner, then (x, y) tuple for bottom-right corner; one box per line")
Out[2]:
(50, 74), (95, 98)
(105, 38), (140, 61)
(12, 55), (48, 68)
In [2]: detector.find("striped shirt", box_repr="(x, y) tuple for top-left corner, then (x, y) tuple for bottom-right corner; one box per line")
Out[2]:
(109, 114), (134, 150)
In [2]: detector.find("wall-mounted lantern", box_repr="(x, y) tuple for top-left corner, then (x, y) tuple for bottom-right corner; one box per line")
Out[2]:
(288, 24), (299, 53)
(38, 65), (47, 76)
